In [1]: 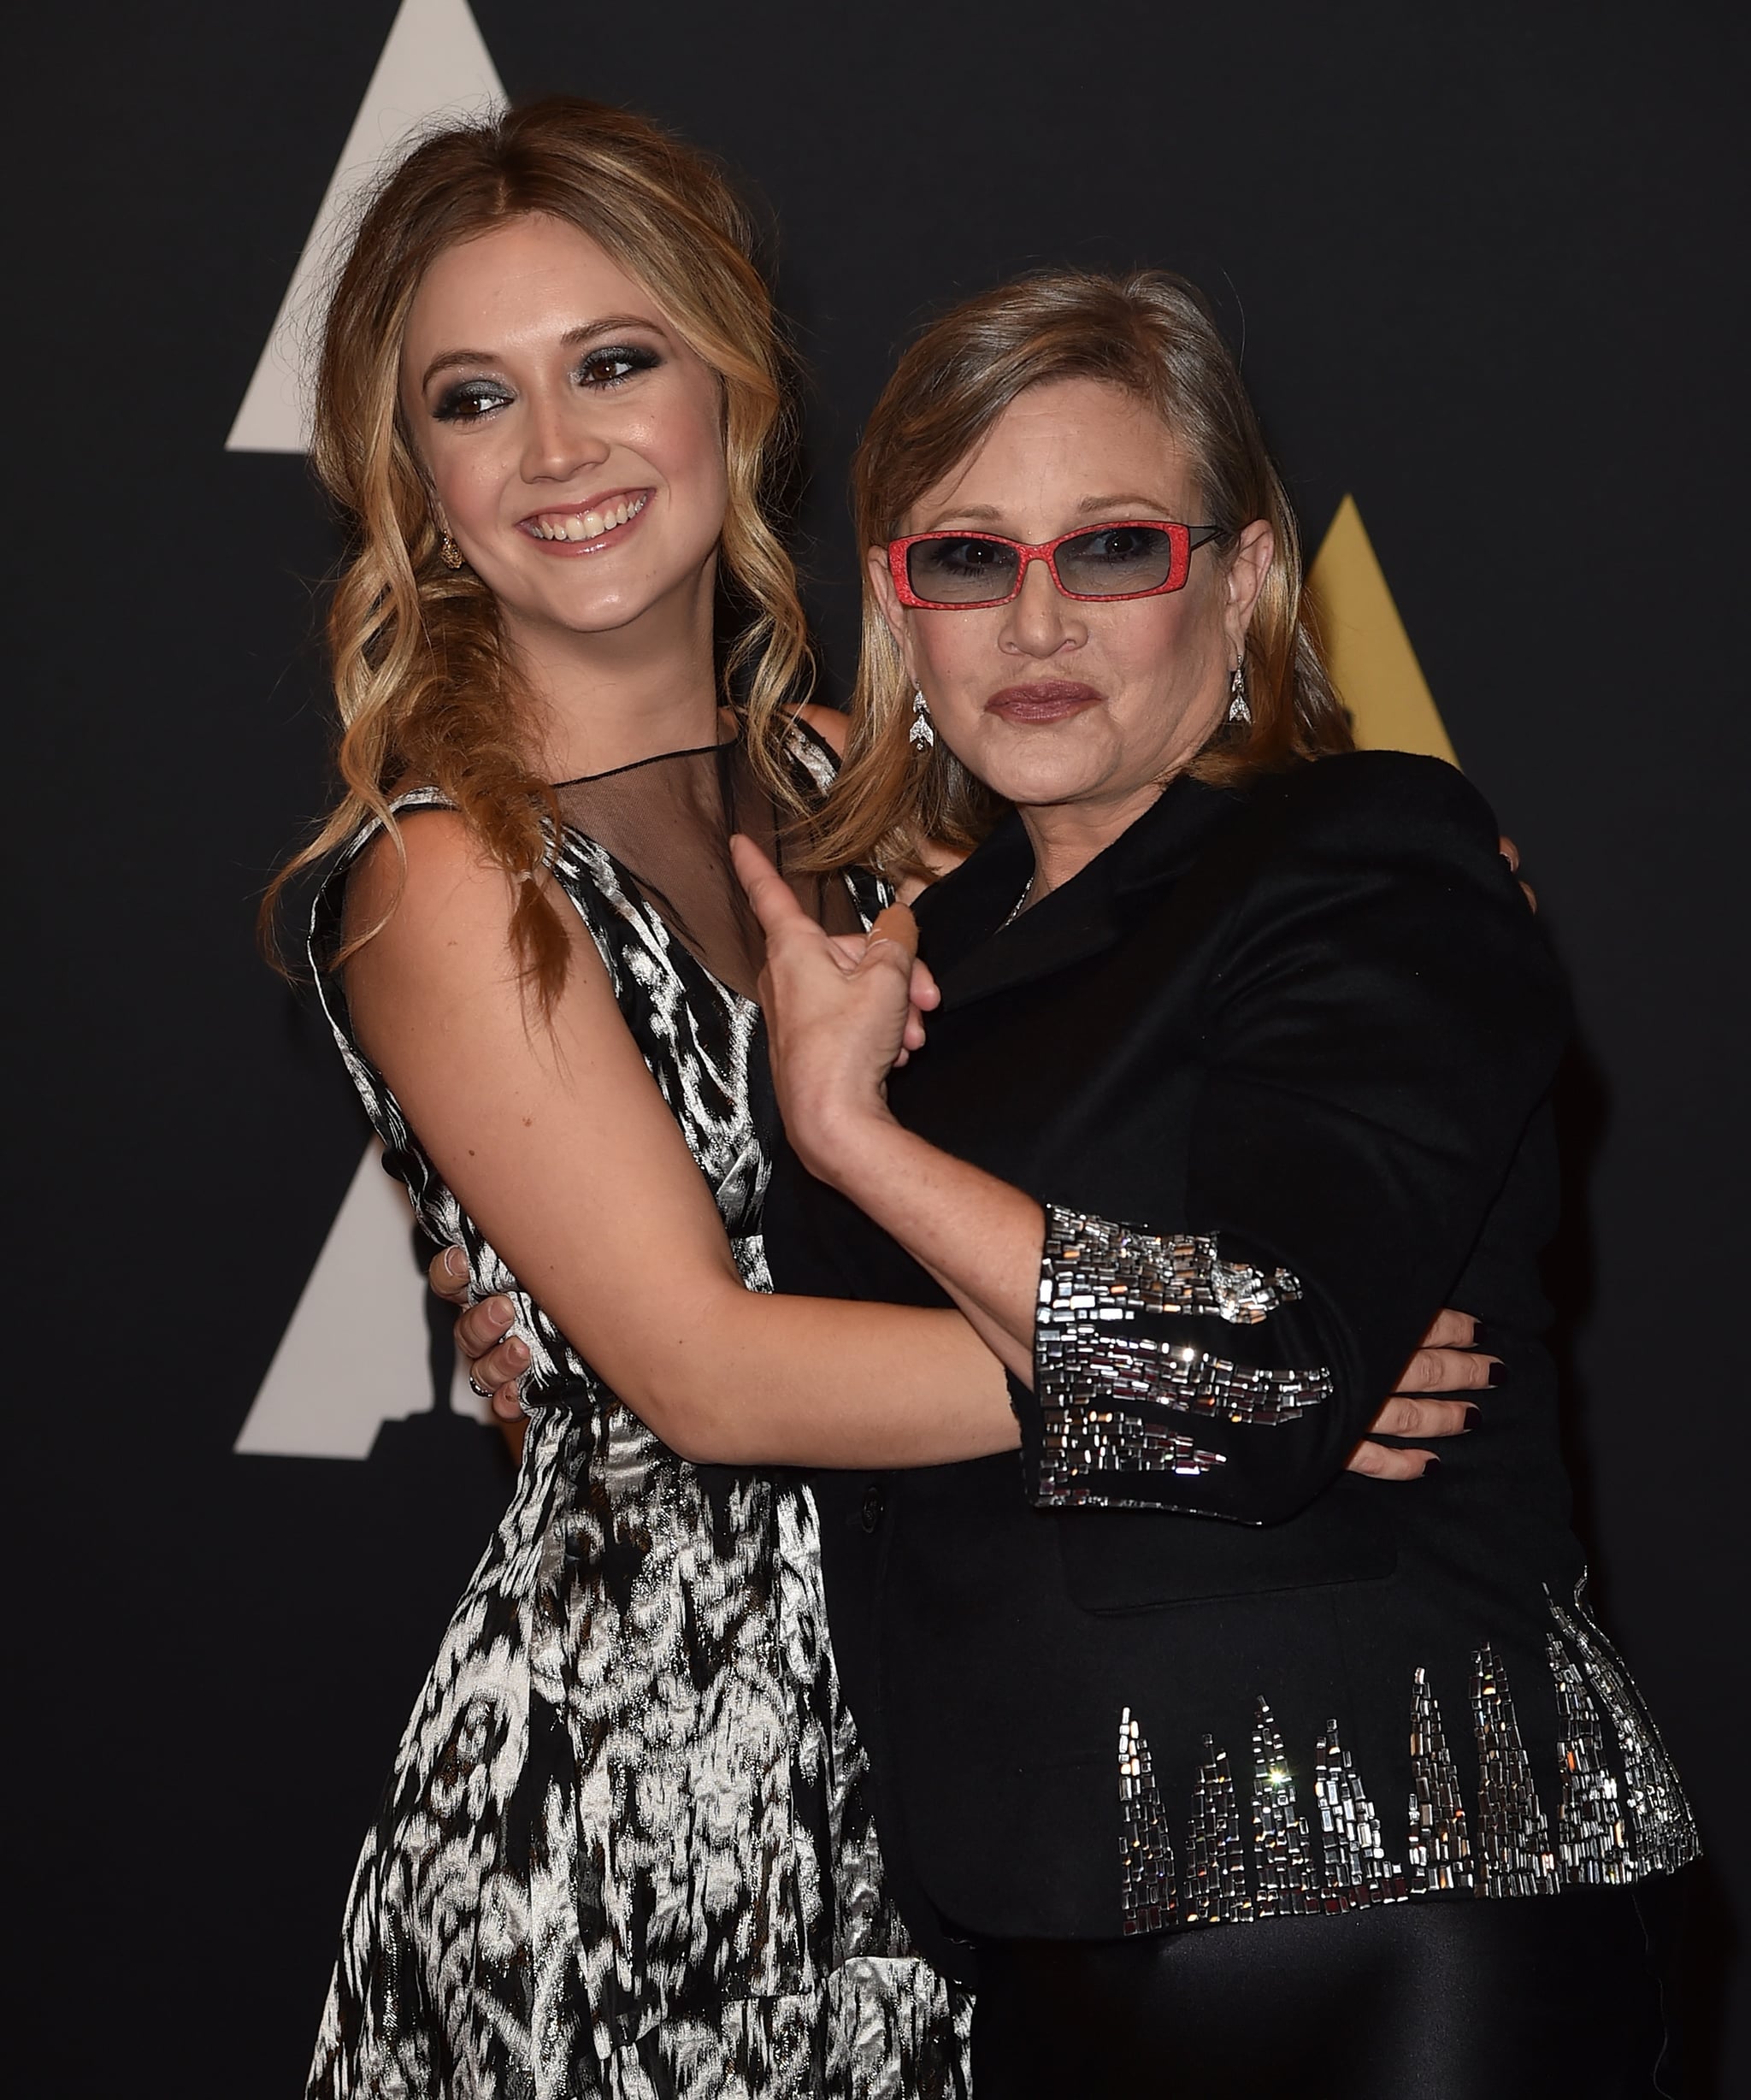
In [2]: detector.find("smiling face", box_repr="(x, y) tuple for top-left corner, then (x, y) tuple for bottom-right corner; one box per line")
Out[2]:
(871, 376), (1272, 830)
(401, 212), (729, 651)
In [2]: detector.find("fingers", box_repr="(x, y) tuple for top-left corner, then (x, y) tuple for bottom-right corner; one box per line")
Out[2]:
(429, 1244), (471, 1305)
(1395, 1345), (1499, 1395)
(1370, 1395), (1477, 1441)
(457, 1292), (516, 1361)
(1347, 1440), (1439, 1481)
(468, 1336), (528, 1409)
(728, 833), (811, 937)
(1418, 1307), (1477, 1350)
(1496, 835), (1537, 913)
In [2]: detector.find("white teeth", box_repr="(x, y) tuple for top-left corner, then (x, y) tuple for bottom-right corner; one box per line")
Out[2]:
(530, 495), (646, 541)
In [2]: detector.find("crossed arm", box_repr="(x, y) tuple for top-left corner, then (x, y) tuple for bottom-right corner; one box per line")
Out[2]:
(711, 783), (1548, 1519)
(439, 819), (1494, 1478)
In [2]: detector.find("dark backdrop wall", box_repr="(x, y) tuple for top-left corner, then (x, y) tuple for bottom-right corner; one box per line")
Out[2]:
(15, 2), (1748, 2091)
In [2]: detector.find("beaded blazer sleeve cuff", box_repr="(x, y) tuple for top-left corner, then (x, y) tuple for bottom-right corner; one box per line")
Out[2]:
(1019, 1205), (1335, 1509)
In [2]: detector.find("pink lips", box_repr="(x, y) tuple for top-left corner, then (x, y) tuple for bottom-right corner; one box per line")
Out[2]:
(983, 680), (1105, 723)
(517, 487), (653, 557)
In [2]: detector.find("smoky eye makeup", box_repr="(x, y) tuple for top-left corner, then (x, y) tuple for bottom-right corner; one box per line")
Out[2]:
(574, 342), (662, 387)
(430, 376), (515, 422)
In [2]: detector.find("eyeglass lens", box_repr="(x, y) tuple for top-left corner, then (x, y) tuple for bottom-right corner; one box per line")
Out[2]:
(905, 524), (1182, 604)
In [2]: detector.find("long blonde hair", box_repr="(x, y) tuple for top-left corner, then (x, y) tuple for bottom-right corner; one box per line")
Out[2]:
(811, 269), (1352, 877)
(264, 97), (811, 1001)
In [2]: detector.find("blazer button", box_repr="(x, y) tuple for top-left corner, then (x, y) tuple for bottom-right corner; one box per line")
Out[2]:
(859, 1484), (885, 1534)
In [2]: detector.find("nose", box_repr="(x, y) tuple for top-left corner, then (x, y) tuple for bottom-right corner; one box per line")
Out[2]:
(1000, 552), (1085, 659)
(519, 380), (611, 487)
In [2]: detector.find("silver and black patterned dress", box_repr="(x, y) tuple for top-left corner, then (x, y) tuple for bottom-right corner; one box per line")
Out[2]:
(304, 726), (969, 2099)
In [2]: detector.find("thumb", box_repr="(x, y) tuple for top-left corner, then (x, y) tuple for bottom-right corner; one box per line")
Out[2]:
(863, 900), (919, 966)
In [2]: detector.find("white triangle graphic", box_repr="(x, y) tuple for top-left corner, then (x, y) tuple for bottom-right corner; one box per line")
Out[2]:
(235, 1138), (490, 1458)
(226, 0), (506, 454)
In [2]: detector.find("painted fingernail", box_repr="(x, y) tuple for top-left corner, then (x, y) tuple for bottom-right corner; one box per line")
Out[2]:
(1423, 1455), (1442, 1471)
(1485, 1360), (1508, 1387)
(1464, 1405), (1483, 1431)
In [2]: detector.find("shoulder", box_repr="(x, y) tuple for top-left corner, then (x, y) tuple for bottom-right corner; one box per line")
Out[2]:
(791, 701), (848, 759)
(1263, 750), (1500, 856)
(1219, 753), (1565, 1023)
(1223, 752), (1522, 919)
(342, 799), (509, 950)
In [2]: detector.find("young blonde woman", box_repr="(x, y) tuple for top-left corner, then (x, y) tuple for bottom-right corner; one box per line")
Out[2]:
(286, 98), (1493, 2097)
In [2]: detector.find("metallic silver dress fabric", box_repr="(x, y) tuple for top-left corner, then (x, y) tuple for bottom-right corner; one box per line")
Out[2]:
(304, 729), (968, 2098)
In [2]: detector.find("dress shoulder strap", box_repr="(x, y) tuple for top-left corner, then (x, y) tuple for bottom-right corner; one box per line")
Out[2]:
(305, 788), (458, 1035)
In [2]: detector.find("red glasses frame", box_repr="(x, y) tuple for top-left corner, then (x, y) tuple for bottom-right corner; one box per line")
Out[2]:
(887, 520), (1225, 609)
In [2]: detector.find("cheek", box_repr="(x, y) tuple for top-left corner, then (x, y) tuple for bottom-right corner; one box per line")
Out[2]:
(641, 383), (730, 511)
(1101, 593), (1214, 693)
(422, 434), (504, 533)
(911, 613), (1000, 702)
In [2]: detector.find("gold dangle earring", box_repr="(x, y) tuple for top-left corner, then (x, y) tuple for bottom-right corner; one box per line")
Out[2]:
(439, 528), (465, 571)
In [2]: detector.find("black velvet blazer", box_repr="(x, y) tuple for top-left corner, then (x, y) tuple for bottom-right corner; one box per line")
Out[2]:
(765, 751), (1696, 1979)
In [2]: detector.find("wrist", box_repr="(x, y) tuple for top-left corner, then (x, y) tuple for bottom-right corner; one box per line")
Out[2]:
(792, 1092), (901, 1189)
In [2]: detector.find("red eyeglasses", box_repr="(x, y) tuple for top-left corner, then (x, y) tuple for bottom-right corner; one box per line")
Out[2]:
(888, 519), (1226, 609)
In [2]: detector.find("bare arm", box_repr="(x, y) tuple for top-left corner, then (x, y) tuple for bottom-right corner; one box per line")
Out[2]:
(344, 811), (1014, 1469)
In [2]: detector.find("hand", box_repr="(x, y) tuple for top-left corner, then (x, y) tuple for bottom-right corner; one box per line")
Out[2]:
(1345, 1307), (1498, 1480)
(432, 1245), (529, 1423)
(1499, 834), (1536, 913)
(730, 834), (940, 1174)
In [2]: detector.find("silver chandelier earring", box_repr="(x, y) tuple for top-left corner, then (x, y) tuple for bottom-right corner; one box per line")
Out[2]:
(1227, 651), (1252, 725)
(910, 687), (936, 751)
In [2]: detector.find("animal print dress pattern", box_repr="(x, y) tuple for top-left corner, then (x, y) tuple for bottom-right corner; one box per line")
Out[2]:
(304, 729), (969, 2099)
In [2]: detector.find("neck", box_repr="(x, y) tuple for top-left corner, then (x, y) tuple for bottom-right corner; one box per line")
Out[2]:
(1016, 776), (1167, 901)
(503, 559), (723, 782)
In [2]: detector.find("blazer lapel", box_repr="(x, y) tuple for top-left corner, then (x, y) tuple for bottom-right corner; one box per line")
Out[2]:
(921, 776), (1249, 1012)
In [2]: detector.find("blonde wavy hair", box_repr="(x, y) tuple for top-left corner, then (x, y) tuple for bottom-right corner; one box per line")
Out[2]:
(265, 97), (811, 1002)
(810, 268), (1353, 878)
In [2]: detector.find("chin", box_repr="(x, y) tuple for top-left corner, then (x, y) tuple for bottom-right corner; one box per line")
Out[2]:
(961, 727), (1115, 808)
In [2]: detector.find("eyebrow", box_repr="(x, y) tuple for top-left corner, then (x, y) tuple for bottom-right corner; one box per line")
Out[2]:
(917, 493), (1177, 533)
(419, 315), (665, 392)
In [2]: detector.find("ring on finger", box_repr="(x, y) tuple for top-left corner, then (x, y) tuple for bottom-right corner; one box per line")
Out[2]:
(468, 1369), (493, 1401)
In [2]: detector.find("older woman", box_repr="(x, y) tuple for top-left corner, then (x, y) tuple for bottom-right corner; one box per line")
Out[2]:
(738, 271), (1697, 2097)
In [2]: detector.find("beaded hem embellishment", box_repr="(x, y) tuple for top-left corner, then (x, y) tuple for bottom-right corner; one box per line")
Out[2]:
(1117, 1580), (1697, 1933)
(1035, 1206), (1332, 1503)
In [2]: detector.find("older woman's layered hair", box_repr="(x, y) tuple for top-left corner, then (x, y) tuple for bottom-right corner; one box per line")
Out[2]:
(267, 97), (809, 1001)
(811, 269), (1353, 877)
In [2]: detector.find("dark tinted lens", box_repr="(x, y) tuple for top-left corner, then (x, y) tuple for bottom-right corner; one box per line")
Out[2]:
(905, 535), (1022, 604)
(1055, 523), (1180, 596)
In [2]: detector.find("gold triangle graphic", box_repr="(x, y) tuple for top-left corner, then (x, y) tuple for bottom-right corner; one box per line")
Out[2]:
(1306, 495), (1458, 768)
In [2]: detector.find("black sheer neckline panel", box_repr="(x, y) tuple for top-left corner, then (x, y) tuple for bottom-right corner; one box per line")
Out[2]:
(550, 734), (861, 1003)
(550, 733), (734, 791)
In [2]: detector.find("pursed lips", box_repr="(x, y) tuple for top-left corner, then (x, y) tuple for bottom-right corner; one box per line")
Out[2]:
(983, 680), (1105, 723)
